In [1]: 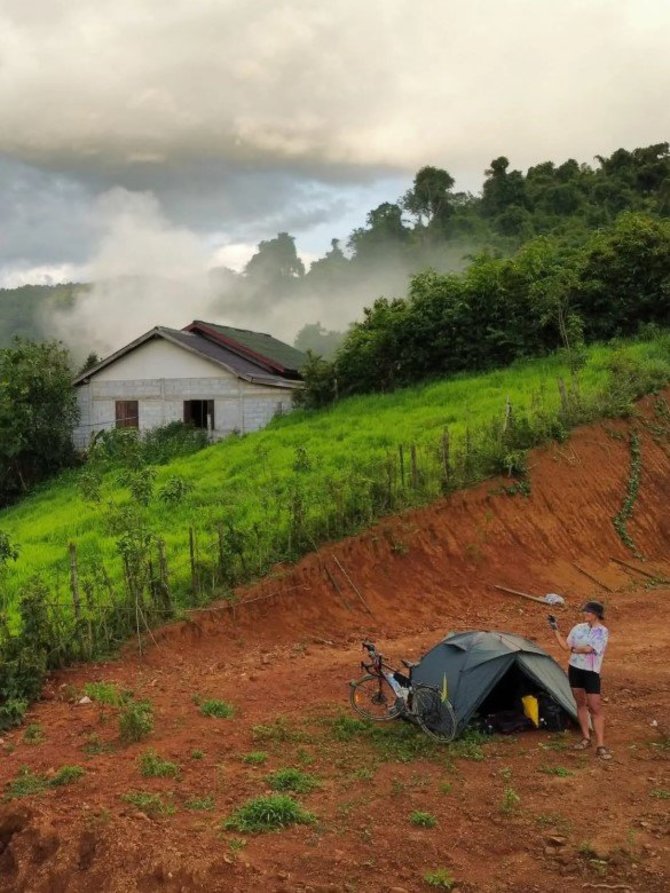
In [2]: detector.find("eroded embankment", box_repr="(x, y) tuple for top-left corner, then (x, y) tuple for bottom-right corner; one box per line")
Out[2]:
(150, 396), (670, 654)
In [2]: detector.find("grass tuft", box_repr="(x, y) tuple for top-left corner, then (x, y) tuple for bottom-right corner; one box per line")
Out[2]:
(121, 791), (175, 817)
(410, 810), (437, 828)
(119, 701), (153, 744)
(199, 699), (235, 719)
(138, 749), (179, 778)
(266, 768), (319, 794)
(222, 794), (315, 833)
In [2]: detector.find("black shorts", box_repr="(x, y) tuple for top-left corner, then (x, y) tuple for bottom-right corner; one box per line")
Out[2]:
(568, 664), (601, 695)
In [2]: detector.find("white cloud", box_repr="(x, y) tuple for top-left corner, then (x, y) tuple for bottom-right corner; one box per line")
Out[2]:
(0, 1), (667, 177)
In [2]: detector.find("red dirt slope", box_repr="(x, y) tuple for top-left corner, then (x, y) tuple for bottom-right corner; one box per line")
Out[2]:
(1, 400), (669, 892)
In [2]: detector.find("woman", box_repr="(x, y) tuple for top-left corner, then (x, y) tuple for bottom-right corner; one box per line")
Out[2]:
(550, 600), (611, 760)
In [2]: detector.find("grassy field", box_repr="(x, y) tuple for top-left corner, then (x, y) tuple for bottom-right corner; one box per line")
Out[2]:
(1, 333), (670, 626)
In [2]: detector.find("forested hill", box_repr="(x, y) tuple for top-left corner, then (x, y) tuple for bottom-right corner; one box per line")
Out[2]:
(0, 283), (81, 347)
(0, 142), (668, 351)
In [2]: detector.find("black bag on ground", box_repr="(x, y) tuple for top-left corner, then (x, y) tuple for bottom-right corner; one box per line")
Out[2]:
(538, 694), (568, 731)
(486, 710), (534, 734)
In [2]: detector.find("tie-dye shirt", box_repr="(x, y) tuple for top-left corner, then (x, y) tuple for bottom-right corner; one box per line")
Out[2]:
(567, 623), (609, 674)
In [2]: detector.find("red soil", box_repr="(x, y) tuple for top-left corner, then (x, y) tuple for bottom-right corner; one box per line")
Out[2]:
(1, 401), (669, 892)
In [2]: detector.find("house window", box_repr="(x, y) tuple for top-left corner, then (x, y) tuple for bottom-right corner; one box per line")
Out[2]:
(115, 400), (139, 428)
(184, 399), (214, 431)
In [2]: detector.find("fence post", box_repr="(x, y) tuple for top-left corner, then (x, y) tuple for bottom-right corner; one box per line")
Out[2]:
(157, 539), (172, 612)
(189, 526), (198, 595)
(68, 542), (81, 623)
(410, 444), (419, 490)
(441, 428), (450, 488)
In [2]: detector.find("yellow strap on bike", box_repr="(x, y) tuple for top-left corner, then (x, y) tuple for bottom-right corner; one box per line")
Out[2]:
(441, 674), (449, 703)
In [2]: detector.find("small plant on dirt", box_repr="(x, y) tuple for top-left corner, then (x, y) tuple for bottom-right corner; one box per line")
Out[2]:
(501, 786), (521, 813)
(185, 795), (215, 811)
(227, 838), (247, 856)
(222, 795), (315, 833)
(296, 748), (315, 765)
(651, 789), (670, 799)
(119, 701), (153, 744)
(439, 781), (453, 794)
(50, 765), (85, 786)
(23, 723), (44, 744)
(424, 867), (455, 889)
(85, 681), (128, 707)
(3, 766), (48, 800)
(139, 749), (179, 779)
(121, 791), (175, 817)
(410, 810), (437, 828)
(266, 768), (319, 794)
(199, 699), (234, 719)
(539, 765), (572, 777)
(82, 733), (112, 755)
(243, 751), (268, 766)
(190, 749), (205, 760)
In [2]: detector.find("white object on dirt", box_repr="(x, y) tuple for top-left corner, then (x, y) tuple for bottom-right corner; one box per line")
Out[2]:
(543, 593), (565, 606)
(77, 696), (92, 705)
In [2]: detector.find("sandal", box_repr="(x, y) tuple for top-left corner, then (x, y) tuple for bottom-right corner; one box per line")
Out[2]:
(573, 738), (591, 750)
(596, 746), (612, 761)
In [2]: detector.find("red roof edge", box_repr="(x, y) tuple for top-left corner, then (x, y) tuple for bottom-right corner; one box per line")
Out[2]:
(183, 321), (288, 374)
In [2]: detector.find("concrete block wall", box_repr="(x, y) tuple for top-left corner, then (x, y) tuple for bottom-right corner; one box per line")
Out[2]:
(73, 377), (295, 448)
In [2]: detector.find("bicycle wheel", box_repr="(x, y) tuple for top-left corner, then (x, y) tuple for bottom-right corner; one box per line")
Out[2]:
(412, 685), (457, 742)
(349, 675), (401, 722)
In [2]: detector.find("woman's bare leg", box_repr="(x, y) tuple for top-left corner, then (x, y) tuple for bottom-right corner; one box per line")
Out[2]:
(572, 687), (590, 740)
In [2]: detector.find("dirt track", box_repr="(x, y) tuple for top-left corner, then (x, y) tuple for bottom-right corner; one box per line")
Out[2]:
(1, 404), (669, 892)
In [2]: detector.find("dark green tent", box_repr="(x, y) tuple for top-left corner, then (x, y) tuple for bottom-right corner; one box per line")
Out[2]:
(411, 630), (577, 735)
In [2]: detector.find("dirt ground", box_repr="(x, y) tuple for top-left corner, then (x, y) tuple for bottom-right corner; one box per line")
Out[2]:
(1, 406), (669, 893)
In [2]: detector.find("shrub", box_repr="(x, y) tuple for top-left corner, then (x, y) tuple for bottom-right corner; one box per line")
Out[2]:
(223, 795), (315, 833)
(119, 701), (153, 744)
(22, 723), (44, 744)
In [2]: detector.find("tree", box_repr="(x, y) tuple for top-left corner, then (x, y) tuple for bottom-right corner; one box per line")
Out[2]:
(244, 232), (305, 285)
(403, 166), (456, 227)
(0, 339), (79, 505)
(293, 322), (344, 359)
(348, 203), (410, 264)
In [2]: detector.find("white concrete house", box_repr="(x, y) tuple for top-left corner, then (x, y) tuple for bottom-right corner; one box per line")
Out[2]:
(73, 320), (306, 449)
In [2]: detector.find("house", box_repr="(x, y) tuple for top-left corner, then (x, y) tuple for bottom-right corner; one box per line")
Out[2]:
(72, 320), (306, 448)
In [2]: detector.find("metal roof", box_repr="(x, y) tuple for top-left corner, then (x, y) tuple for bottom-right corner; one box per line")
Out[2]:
(73, 325), (304, 389)
(186, 320), (307, 374)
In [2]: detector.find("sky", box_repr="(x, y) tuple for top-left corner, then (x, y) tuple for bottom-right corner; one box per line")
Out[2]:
(0, 0), (668, 346)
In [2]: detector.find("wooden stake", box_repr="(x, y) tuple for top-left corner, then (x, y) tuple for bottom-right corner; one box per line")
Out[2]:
(410, 444), (418, 489)
(491, 583), (562, 606)
(331, 555), (376, 618)
(572, 562), (614, 592)
(189, 526), (198, 594)
(441, 429), (450, 487)
(610, 556), (669, 582)
(68, 542), (81, 623)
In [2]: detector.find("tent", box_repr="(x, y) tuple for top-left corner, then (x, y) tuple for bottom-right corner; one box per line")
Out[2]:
(411, 630), (577, 735)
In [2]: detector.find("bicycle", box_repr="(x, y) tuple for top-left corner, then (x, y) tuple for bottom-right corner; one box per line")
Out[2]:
(349, 641), (456, 742)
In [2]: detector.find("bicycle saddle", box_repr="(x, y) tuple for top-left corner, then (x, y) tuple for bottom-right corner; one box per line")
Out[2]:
(401, 659), (419, 669)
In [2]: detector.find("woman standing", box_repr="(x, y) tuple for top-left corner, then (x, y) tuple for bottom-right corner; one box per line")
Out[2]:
(550, 601), (611, 760)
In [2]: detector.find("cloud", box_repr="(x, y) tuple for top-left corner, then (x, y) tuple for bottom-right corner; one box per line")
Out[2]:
(0, 1), (667, 178)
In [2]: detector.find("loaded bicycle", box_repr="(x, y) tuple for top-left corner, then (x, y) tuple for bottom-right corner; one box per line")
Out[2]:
(349, 641), (456, 742)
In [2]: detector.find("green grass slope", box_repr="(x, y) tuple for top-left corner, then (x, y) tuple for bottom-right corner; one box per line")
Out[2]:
(2, 334), (670, 625)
